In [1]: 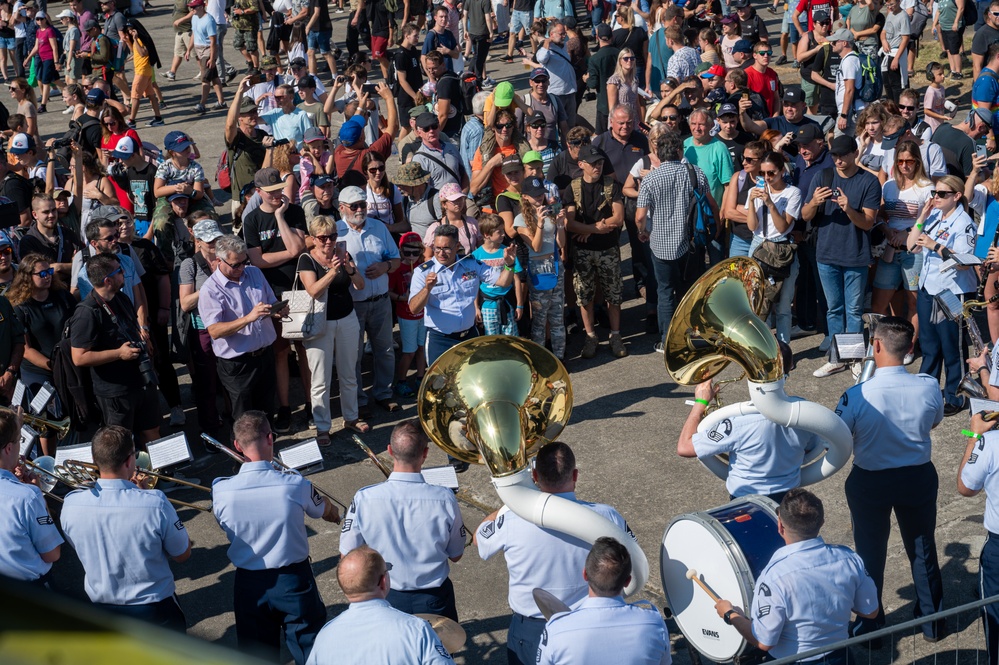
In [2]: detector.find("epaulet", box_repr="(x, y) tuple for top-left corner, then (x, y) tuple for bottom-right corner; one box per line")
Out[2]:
(419, 260), (434, 271)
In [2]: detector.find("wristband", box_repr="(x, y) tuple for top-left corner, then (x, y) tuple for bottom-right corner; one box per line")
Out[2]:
(504, 263), (515, 271)
(963, 429), (982, 440)
(516, 305), (524, 309)
(694, 398), (710, 406)
(915, 223), (923, 230)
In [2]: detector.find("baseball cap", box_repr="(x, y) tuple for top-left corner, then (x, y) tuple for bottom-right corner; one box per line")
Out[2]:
(192, 219), (224, 242)
(794, 123), (824, 144)
(527, 114), (547, 127)
(416, 112), (440, 130)
(254, 167), (285, 192)
(596, 23), (612, 39)
(973, 107), (994, 128)
(298, 74), (316, 89)
(409, 105), (429, 119)
(783, 87), (805, 104)
(8, 132), (34, 155)
(0, 230), (12, 248)
(812, 9), (830, 23)
(238, 96), (257, 114)
(52, 188), (72, 200)
(695, 62), (712, 75)
(93, 204), (129, 222)
(164, 131), (193, 152)
(85, 88), (106, 104)
(260, 55), (278, 69)
(830, 135), (858, 155)
(577, 144), (606, 165)
(733, 39), (754, 54)
(522, 150), (544, 165)
(289, 57), (308, 68)
(338, 115), (366, 145)
(494, 82), (515, 108)
(529, 67), (549, 81)
(439, 182), (465, 202)
(167, 192), (190, 202)
(187, 0), (204, 7)
(34, 9), (46, 18)
(110, 135), (137, 159)
(303, 127), (325, 143)
(395, 162), (431, 187)
(83, 17), (99, 30)
(731, 0), (750, 8)
(718, 103), (738, 117)
(55, 9), (74, 19)
(521, 177), (546, 199)
(338, 186), (366, 205)
(312, 174), (336, 188)
(720, 13), (738, 23)
(500, 155), (524, 174)
(829, 28), (854, 43)
(707, 65), (726, 78)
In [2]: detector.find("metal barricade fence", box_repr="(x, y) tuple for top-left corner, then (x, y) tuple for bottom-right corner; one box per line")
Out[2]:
(762, 594), (999, 665)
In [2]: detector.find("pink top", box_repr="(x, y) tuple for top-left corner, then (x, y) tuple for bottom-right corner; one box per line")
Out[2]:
(36, 26), (56, 61)
(924, 85), (945, 131)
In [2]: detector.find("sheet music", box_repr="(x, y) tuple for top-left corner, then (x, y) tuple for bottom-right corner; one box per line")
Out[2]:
(970, 398), (999, 415)
(55, 442), (93, 465)
(19, 425), (38, 456)
(422, 465), (460, 490)
(833, 333), (867, 360)
(146, 433), (192, 469)
(935, 290), (963, 321)
(939, 259), (958, 272)
(29, 382), (55, 415)
(951, 252), (983, 266)
(279, 439), (324, 470)
(12, 380), (25, 409)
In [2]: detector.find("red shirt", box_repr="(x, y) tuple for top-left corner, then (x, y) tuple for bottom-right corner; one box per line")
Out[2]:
(388, 261), (423, 320)
(794, 0), (839, 32)
(745, 66), (781, 117)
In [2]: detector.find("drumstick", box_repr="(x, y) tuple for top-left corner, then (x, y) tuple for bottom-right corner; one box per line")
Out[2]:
(686, 568), (721, 602)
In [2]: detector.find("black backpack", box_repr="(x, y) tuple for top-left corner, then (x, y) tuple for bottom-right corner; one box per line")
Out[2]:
(460, 70), (480, 118)
(964, 0), (978, 26)
(51, 318), (96, 431)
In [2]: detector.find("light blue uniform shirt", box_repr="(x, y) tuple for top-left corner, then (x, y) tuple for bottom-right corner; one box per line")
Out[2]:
(339, 472), (465, 590)
(537, 596), (671, 665)
(337, 218), (400, 302)
(61, 479), (188, 605)
(259, 108), (314, 147)
(917, 207), (978, 296)
(212, 461), (326, 570)
(691, 413), (818, 497)
(305, 598), (455, 665)
(960, 430), (999, 533)
(73, 250), (144, 304)
(476, 492), (631, 617)
(410, 255), (500, 334)
(751, 537), (879, 661)
(0, 468), (63, 581)
(836, 366), (943, 471)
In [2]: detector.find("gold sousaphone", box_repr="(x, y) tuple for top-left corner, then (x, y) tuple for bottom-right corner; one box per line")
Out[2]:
(418, 336), (649, 595)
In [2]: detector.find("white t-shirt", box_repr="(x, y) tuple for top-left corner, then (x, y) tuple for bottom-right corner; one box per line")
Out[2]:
(835, 51), (866, 114)
(513, 213), (558, 258)
(882, 179), (932, 230)
(859, 139), (886, 172)
(746, 185), (802, 240)
(366, 184), (403, 228)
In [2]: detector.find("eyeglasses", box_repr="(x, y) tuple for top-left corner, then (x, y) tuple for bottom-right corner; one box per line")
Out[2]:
(495, 122), (514, 130)
(756, 50), (773, 56)
(99, 234), (118, 243)
(743, 155), (760, 163)
(761, 169), (779, 176)
(420, 123), (440, 131)
(663, 115), (680, 121)
(621, 56), (636, 61)
(367, 166), (385, 173)
(346, 202), (368, 211)
(314, 234), (335, 244)
(931, 190), (955, 198)
(898, 104), (915, 110)
(401, 248), (422, 256)
(221, 257), (252, 268)
(433, 245), (455, 253)
(33, 268), (54, 278)
(105, 267), (123, 280)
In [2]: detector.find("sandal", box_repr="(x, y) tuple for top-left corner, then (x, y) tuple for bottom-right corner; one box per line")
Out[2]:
(344, 419), (371, 434)
(376, 398), (400, 413)
(317, 432), (331, 447)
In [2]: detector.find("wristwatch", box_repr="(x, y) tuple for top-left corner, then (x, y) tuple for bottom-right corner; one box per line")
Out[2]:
(839, 113), (848, 119)
(723, 609), (738, 625)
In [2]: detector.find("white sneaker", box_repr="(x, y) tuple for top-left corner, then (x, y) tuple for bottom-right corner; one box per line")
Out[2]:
(169, 406), (186, 426)
(818, 337), (831, 352)
(903, 352), (915, 365)
(813, 362), (847, 378)
(654, 341), (665, 354)
(62, 105), (74, 114)
(851, 362), (862, 379)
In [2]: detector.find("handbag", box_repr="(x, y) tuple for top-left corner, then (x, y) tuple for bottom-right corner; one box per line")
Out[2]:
(281, 255), (328, 341)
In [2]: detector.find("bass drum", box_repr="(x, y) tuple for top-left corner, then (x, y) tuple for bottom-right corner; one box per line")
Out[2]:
(660, 496), (782, 663)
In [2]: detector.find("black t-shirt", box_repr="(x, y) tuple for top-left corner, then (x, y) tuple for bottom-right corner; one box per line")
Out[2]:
(564, 178), (623, 251)
(495, 192), (522, 223)
(126, 162), (157, 225)
(612, 27), (649, 71)
(242, 203), (309, 294)
(308, 0), (333, 31)
(806, 43), (839, 116)
(2, 172), (32, 213)
(77, 115), (103, 155)
(512, 0), (532, 11)
(436, 71), (464, 136)
(394, 46), (424, 102)
(367, 0), (391, 37)
(228, 128), (269, 198)
(18, 224), (83, 265)
(69, 291), (142, 396)
(547, 150), (583, 197)
(297, 253), (355, 320)
(15, 289), (76, 376)
(718, 132), (754, 168)
(739, 12), (767, 45)
(973, 24), (999, 56)
(129, 238), (172, 312)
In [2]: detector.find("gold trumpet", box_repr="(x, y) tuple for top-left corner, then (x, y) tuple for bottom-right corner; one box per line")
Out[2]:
(22, 413), (71, 439)
(201, 433), (348, 511)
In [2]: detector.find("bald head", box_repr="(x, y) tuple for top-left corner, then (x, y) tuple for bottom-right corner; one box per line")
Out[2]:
(338, 546), (390, 602)
(388, 419), (429, 469)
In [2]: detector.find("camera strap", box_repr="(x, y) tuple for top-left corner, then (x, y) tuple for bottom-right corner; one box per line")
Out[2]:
(92, 291), (140, 346)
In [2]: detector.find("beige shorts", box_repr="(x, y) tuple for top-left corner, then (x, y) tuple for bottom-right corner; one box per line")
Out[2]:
(174, 32), (192, 59)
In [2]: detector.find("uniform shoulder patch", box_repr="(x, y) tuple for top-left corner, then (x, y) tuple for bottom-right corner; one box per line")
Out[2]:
(759, 582), (771, 596)
(174, 519), (185, 531)
(970, 453), (979, 464)
(349, 499), (357, 514)
(36, 515), (54, 526)
(436, 644), (451, 658)
(541, 628), (548, 646)
(311, 486), (323, 506)
(460, 524), (467, 538)
(757, 604), (771, 618)
(707, 418), (733, 442)
(341, 518), (353, 533)
(419, 260), (434, 271)
(497, 514), (505, 529)
(480, 521), (495, 539)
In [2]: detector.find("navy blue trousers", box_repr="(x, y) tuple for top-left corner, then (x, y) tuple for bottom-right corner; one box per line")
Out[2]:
(386, 577), (458, 621)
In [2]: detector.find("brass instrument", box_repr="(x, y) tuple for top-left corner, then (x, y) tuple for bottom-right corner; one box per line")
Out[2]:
(959, 299), (991, 400)
(17, 456), (70, 502)
(855, 313), (886, 385)
(200, 433), (348, 510)
(22, 413), (71, 439)
(703, 372), (746, 414)
(351, 434), (392, 478)
(61, 458), (212, 512)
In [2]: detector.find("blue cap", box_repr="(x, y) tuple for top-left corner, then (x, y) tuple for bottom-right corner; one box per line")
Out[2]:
(164, 130), (193, 152)
(338, 115), (366, 146)
(312, 174), (336, 187)
(733, 39), (754, 54)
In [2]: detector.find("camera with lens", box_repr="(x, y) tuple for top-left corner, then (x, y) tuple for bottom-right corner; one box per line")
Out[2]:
(51, 136), (74, 149)
(130, 342), (159, 387)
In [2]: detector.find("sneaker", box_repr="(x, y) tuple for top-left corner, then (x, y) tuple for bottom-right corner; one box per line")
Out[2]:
(336, 5), (345, 11)
(654, 341), (665, 354)
(501, 54), (514, 63)
(952, 72), (964, 80)
(903, 351), (915, 365)
(789, 325), (812, 339)
(126, 120), (136, 130)
(818, 336), (831, 353)
(308, 410), (315, 429)
(226, 69), (238, 83)
(194, 103), (207, 115)
(192, 71), (202, 80)
(212, 101), (226, 110)
(169, 406), (186, 427)
(609, 334), (628, 358)
(791, 60), (800, 69)
(159, 99), (169, 108)
(581, 334), (599, 359)
(165, 71), (176, 81)
(813, 362), (847, 378)
(62, 105), (74, 115)
(395, 382), (416, 397)
(274, 406), (292, 433)
(147, 117), (165, 127)
(775, 55), (788, 65)
(482, 76), (497, 89)
(37, 104), (46, 113)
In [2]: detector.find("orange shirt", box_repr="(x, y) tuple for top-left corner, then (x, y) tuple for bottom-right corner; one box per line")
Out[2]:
(471, 142), (519, 201)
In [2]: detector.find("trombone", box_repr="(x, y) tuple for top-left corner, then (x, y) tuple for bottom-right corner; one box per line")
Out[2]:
(201, 433), (347, 511)
(22, 413), (71, 439)
(18, 455), (71, 502)
(351, 434), (391, 478)
(60, 458), (212, 513)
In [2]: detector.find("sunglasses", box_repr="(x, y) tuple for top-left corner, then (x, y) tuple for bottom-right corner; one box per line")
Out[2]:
(421, 123), (440, 131)
(756, 50), (773, 56)
(991, 10), (999, 15)
(0, 246), (12, 256)
(401, 248), (422, 256)
(222, 257), (252, 268)
(898, 104), (915, 110)
(663, 115), (680, 121)
(621, 56), (636, 61)
(273, 95), (287, 101)
(532, 77), (550, 83)
(568, 139), (591, 146)
(931, 190), (955, 198)
(897, 158), (917, 165)
(495, 122), (514, 130)
(367, 166), (385, 173)
(99, 234), (119, 243)
(313, 234), (335, 244)
(105, 267), (123, 280)
(346, 202), (367, 211)
(33, 267), (55, 278)
(743, 155), (760, 163)
(761, 169), (779, 176)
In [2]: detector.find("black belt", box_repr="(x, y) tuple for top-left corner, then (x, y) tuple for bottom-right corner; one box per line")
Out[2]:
(434, 326), (476, 340)
(360, 292), (388, 303)
(220, 347), (269, 362)
(512, 612), (546, 623)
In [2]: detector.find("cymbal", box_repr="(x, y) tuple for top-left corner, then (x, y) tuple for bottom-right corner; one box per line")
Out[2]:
(532, 588), (570, 621)
(415, 614), (467, 653)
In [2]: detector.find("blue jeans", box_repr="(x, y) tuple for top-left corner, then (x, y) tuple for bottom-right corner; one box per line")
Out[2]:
(916, 288), (964, 407)
(653, 254), (686, 343)
(749, 236), (799, 343)
(816, 262), (867, 352)
(590, 4), (604, 29)
(980, 533), (999, 664)
(729, 234), (752, 258)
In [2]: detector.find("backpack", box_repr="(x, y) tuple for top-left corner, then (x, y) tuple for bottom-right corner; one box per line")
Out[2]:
(964, 0), (978, 26)
(851, 51), (883, 104)
(384, 0), (399, 13)
(106, 35), (127, 72)
(216, 148), (233, 192)
(683, 164), (716, 249)
(910, 0), (931, 36)
(570, 176), (616, 229)
(460, 70), (480, 118)
(50, 318), (96, 432)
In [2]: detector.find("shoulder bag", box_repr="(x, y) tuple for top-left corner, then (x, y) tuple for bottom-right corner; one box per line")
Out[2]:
(282, 254), (328, 341)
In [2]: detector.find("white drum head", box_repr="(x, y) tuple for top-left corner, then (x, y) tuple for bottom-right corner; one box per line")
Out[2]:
(661, 517), (755, 662)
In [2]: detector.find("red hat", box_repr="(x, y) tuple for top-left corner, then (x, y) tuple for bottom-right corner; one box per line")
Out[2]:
(398, 231), (423, 249)
(707, 65), (726, 78)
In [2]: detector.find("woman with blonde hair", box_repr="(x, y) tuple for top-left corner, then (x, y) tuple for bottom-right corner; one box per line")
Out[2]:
(611, 5), (649, 85)
(606, 48), (642, 128)
(271, 141), (301, 204)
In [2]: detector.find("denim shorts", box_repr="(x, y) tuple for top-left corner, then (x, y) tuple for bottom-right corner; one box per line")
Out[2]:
(399, 316), (426, 354)
(0, 36), (15, 50)
(872, 248), (923, 291)
(307, 29), (332, 53)
(510, 9), (532, 33)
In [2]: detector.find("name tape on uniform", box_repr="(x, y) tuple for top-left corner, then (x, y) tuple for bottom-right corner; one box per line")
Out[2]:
(422, 465), (459, 490)
(55, 442), (93, 466)
(279, 439), (324, 471)
(147, 433), (193, 469)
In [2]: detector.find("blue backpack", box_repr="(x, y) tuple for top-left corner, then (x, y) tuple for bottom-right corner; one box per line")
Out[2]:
(684, 164), (716, 249)
(852, 51), (883, 104)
